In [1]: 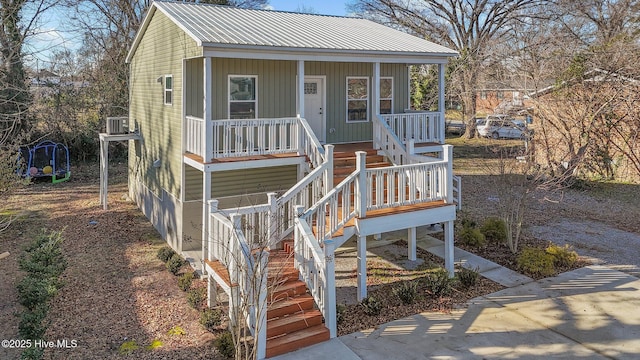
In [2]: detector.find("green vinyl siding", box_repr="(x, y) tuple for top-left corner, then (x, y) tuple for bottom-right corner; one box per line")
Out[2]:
(185, 58), (204, 117)
(184, 165), (298, 201)
(305, 62), (409, 143)
(128, 10), (202, 199)
(381, 63), (409, 113)
(210, 58), (297, 120)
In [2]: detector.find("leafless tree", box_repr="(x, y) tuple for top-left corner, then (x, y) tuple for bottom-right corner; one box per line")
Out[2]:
(350, 0), (549, 137)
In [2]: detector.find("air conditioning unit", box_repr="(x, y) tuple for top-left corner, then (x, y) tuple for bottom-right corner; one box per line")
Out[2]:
(107, 117), (129, 135)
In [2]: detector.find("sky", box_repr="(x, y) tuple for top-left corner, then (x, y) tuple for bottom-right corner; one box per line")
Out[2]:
(27, 0), (352, 69)
(267, 0), (351, 16)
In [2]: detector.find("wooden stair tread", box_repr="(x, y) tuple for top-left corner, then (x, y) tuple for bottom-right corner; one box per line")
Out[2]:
(267, 309), (323, 338)
(204, 259), (237, 287)
(265, 324), (330, 358)
(267, 294), (314, 320)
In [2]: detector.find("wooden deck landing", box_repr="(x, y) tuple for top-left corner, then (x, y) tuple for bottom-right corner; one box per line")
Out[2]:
(184, 152), (303, 165)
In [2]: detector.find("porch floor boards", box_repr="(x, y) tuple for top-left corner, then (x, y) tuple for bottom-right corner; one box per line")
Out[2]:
(184, 152), (303, 165)
(205, 259), (237, 288)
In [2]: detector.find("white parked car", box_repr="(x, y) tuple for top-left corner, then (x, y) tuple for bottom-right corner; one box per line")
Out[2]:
(477, 115), (531, 139)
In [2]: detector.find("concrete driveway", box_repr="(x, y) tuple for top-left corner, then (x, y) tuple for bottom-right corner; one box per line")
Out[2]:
(339, 265), (640, 359)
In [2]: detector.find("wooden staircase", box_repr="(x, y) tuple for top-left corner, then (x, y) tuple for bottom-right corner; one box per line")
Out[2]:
(332, 146), (391, 184)
(265, 240), (330, 358)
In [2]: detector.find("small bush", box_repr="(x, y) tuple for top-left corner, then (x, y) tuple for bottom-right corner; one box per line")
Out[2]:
(424, 268), (454, 297)
(336, 303), (346, 325)
(167, 326), (186, 336)
(458, 227), (486, 247)
(18, 305), (48, 341)
(214, 330), (235, 358)
(546, 244), (578, 267)
(16, 277), (58, 310)
(166, 254), (186, 275)
(200, 308), (223, 331)
(360, 296), (381, 316)
(119, 340), (138, 354)
(157, 246), (177, 263)
(393, 280), (419, 305)
(178, 272), (195, 291)
(187, 287), (206, 309)
(480, 217), (507, 243)
(457, 266), (480, 288)
(517, 247), (555, 277)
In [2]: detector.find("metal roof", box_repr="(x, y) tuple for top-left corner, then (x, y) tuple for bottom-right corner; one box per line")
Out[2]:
(127, 1), (457, 62)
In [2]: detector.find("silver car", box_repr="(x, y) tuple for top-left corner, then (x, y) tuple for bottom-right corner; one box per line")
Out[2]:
(477, 116), (530, 139)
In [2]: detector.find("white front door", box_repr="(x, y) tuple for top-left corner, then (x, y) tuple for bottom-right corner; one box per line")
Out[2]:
(304, 77), (325, 142)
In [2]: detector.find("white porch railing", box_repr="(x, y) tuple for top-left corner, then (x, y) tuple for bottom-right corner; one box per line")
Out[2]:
(453, 175), (462, 210)
(380, 112), (443, 144)
(185, 116), (205, 156)
(185, 116), (324, 165)
(293, 206), (337, 338)
(207, 201), (269, 359)
(373, 114), (411, 165)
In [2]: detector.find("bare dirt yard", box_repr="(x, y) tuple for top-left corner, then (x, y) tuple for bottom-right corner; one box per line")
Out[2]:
(1, 137), (638, 359)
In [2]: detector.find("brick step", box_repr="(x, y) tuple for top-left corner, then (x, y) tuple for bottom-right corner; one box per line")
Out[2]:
(266, 309), (324, 338)
(269, 280), (307, 302)
(265, 324), (330, 358)
(267, 294), (314, 320)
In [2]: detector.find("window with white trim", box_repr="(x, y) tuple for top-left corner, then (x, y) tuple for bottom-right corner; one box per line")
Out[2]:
(380, 77), (393, 114)
(346, 77), (369, 122)
(229, 75), (257, 119)
(164, 75), (173, 105)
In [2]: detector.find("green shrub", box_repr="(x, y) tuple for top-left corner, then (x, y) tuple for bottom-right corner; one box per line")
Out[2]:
(178, 272), (195, 291)
(16, 277), (58, 310)
(457, 266), (480, 288)
(157, 246), (177, 263)
(458, 227), (486, 247)
(119, 340), (139, 354)
(517, 247), (555, 277)
(480, 217), (507, 243)
(214, 330), (235, 358)
(19, 230), (67, 280)
(393, 280), (419, 305)
(360, 296), (381, 316)
(546, 244), (578, 267)
(200, 308), (223, 332)
(187, 287), (206, 309)
(424, 268), (454, 297)
(166, 254), (186, 275)
(336, 303), (346, 325)
(18, 305), (48, 341)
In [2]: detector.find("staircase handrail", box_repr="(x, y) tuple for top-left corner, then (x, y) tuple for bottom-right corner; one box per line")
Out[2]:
(372, 114), (410, 165)
(293, 208), (337, 338)
(297, 117), (326, 169)
(301, 169), (359, 245)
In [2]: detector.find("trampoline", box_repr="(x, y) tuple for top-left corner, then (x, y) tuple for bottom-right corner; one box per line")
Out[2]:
(18, 141), (71, 183)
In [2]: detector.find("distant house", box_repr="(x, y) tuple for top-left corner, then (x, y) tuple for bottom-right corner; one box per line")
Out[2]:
(475, 81), (531, 114)
(110, 1), (460, 357)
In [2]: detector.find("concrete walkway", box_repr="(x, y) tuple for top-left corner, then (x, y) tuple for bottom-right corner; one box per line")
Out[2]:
(272, 228), (640, 360)
(274, 266), (640, 360)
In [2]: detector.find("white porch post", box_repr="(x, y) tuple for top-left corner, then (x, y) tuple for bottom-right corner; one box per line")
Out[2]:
(443, 145), (454, 203)
(444, 220), (454, 276)
(256, 250), (269, 360)
(324, 144), (334, 194)
(373, 62), (380, 117)
(355, 151), (367, 218)
(408, 227), (416, 261)
(297, 60), (305, 118)
(438, 63), (446, 144)
(324, 240), (337, 338)
(202, 172), (212, 273)
(267, 192), (279, 249)
(207, 274), (217, 308)
(99, 136), (108, 210)
(357, 234), (367, 301)
(204, 57), (213, 161)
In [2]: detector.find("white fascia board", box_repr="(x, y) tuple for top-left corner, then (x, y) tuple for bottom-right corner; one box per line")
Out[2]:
(203, 156), (305, 172)
(355, 204), (456, 236)
(203, 46), (455, 64)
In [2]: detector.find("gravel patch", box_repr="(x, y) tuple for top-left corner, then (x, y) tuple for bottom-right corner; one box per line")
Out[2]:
(530, 220), (640, 276)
